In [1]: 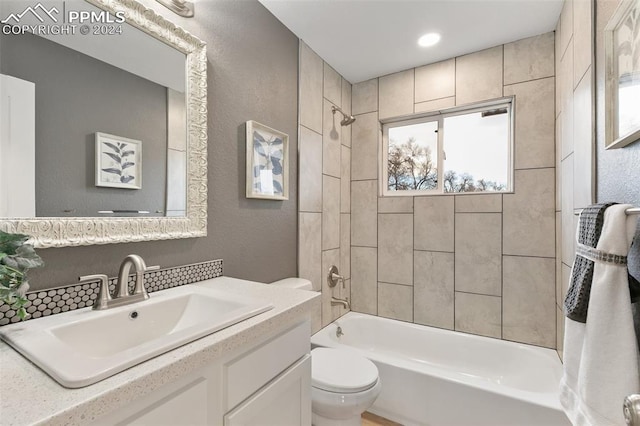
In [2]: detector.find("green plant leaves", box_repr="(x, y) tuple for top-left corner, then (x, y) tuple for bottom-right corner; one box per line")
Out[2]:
(0, 230), (29, 255)
(2, 245), (44, 270)
(0, 231), (43, 321)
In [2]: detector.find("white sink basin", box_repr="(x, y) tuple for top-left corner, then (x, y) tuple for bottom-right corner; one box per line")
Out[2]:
(0, 285), (273, 388)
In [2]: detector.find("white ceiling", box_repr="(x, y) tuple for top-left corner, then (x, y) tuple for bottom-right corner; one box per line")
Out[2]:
(259, 0), (563, 83)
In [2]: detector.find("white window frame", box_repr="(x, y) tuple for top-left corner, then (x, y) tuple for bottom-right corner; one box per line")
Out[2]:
(380, 97), (515, 197)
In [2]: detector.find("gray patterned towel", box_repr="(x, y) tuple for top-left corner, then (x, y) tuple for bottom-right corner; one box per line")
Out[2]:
(564, 203), (616, 323)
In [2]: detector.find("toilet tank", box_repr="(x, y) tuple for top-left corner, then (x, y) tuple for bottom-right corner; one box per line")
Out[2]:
(270, 278), (313, 291)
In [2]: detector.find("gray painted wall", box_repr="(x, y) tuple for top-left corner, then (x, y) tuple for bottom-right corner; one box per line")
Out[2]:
(595, 0), (640, 279)
(20, 0), (299, 290)
(1, 32), (168, 217)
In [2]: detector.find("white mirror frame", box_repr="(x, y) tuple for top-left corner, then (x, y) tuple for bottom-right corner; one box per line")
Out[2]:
(0, 0), (207, 248)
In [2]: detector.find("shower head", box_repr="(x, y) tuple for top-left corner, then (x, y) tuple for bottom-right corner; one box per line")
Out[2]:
(341, 115), (356, 126)
(331, 105), (356, 126)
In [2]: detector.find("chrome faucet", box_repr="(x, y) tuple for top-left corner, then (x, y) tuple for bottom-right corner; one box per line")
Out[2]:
(331, 296), (350, 310)
(82, 254), (159, 310)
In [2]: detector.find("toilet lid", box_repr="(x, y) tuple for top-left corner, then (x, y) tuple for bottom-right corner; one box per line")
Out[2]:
(311, 348), (378, 393)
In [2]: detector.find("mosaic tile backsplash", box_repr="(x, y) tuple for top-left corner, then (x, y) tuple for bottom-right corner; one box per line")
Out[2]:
(0, 259), (223, 326)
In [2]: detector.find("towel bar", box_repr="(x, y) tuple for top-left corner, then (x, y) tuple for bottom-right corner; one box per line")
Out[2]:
(573, 207), (640, 216)
(624, 394), (640, 425)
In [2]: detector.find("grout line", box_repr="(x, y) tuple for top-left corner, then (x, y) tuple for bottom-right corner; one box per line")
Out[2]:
(378, 281), (414, 288)
(413, 248), (455, 254)
(514, 166), (557, 172)
(299, 123), (322, 137)
(503, 75), (556, 87)
(455, 290), (502, 298)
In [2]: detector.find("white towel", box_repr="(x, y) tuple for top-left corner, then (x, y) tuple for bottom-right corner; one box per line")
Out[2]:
(560, 204), (640, 426)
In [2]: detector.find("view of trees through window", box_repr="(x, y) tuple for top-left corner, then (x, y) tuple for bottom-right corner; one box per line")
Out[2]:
(387, 121), (438, 191)
(384, 104), (510, 195)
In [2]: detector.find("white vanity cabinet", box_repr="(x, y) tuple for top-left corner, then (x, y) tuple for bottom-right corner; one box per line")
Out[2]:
(98, 321), (311, 426)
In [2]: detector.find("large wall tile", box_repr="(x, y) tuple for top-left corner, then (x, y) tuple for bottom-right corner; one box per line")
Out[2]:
(414, 97), (455, 114)
(351, 112), (379, 180)
(324, 63), (341, 107)
(379, 69), (414, 120)
(504, 32), (555, 85)
(455, 213), (502, 296)
(323, 175), (340, 250)
(339, 278), (352, 317)
(299, 42), (323, 133)
(455, 292), (502, 338)
(299, 126), (323, 212)
(342, 78), (352, 115)
(298, 212), (322, 291)
(352, 78), (378, 115)
(378, 214), (413, 285)
(340, 213), (351, 280)
(560, 40), (574, 159)
(555, 19), (563, 119)
(378, 282), (413, 322)
(351, 247), (378, 314)
(415, 59), (455, 103)
(342, 79), (352, 147)
(323, 99), (341, 178)
(504, 78), (555, 170)
(414, 196), (454, 252)
(503, 256), (556, 348)
(556, 115), (563, 210)
(351, 180), (378, 247)
(455, 46), (503, 105)
(557, 305), (564, 361)
(503, 168), (555, 257)
(414, 251), (454, 329)
(573, 71), (594, 208)
(322, 248), (341, 326)
(455, 194), (502, 213)
(311, 302), (322, 335)
(561, 155), (575, 264)
(556, 211), (562, 303)
(341, 146), (351, 213)
(562, 263), (572, 302)
(573, 0), (592, 87)
(378, 197), (413, 213)
(558, 0), (574, 59)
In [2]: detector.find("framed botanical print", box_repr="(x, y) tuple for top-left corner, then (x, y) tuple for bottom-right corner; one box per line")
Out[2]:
(95, 132), (142, 189)
(245, 121), (289, 200)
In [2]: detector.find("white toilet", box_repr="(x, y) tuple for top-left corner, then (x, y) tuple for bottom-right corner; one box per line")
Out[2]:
(271, 277), (382, 426)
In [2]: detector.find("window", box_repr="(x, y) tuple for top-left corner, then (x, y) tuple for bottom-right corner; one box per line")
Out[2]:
(381, 98), (513, 196)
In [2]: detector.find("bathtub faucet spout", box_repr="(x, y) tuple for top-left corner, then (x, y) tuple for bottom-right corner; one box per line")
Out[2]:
(331, 296), (350, 310)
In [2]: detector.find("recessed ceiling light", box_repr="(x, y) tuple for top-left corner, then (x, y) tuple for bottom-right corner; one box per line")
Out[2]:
(418, 33), (441, 47)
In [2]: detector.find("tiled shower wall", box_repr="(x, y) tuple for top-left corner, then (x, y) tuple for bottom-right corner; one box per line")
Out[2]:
(555, 0), (595, 359)
(349, 33), (558, 348)
(298, 42), (352, 332)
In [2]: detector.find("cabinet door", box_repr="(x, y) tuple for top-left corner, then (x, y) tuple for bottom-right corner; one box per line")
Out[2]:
(224, 355), (311, 426)
(116, 377), (209, 425)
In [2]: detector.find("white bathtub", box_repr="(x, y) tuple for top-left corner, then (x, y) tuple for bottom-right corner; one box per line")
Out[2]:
(311, 312), (571, 426)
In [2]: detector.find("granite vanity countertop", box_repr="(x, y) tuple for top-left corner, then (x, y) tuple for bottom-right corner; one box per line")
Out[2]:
(0, 277), (320, 426)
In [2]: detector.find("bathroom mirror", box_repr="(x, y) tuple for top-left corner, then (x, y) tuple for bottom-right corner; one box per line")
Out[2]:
(0, 0), (207, 247)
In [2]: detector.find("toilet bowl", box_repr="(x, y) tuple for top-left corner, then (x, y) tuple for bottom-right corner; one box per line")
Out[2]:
(270, 278), (382, 426)
(311, 347), (381, 426)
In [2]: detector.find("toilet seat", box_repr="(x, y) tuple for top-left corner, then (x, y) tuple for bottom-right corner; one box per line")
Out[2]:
(311, 348), (378, 394)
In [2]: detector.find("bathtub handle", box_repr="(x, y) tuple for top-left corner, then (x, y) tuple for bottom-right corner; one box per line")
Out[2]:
(624, 394), (640, 425)
(327, 265), (345, 288)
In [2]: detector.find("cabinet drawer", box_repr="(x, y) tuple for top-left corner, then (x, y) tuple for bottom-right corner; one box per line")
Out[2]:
(224, 321), (310, 411)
